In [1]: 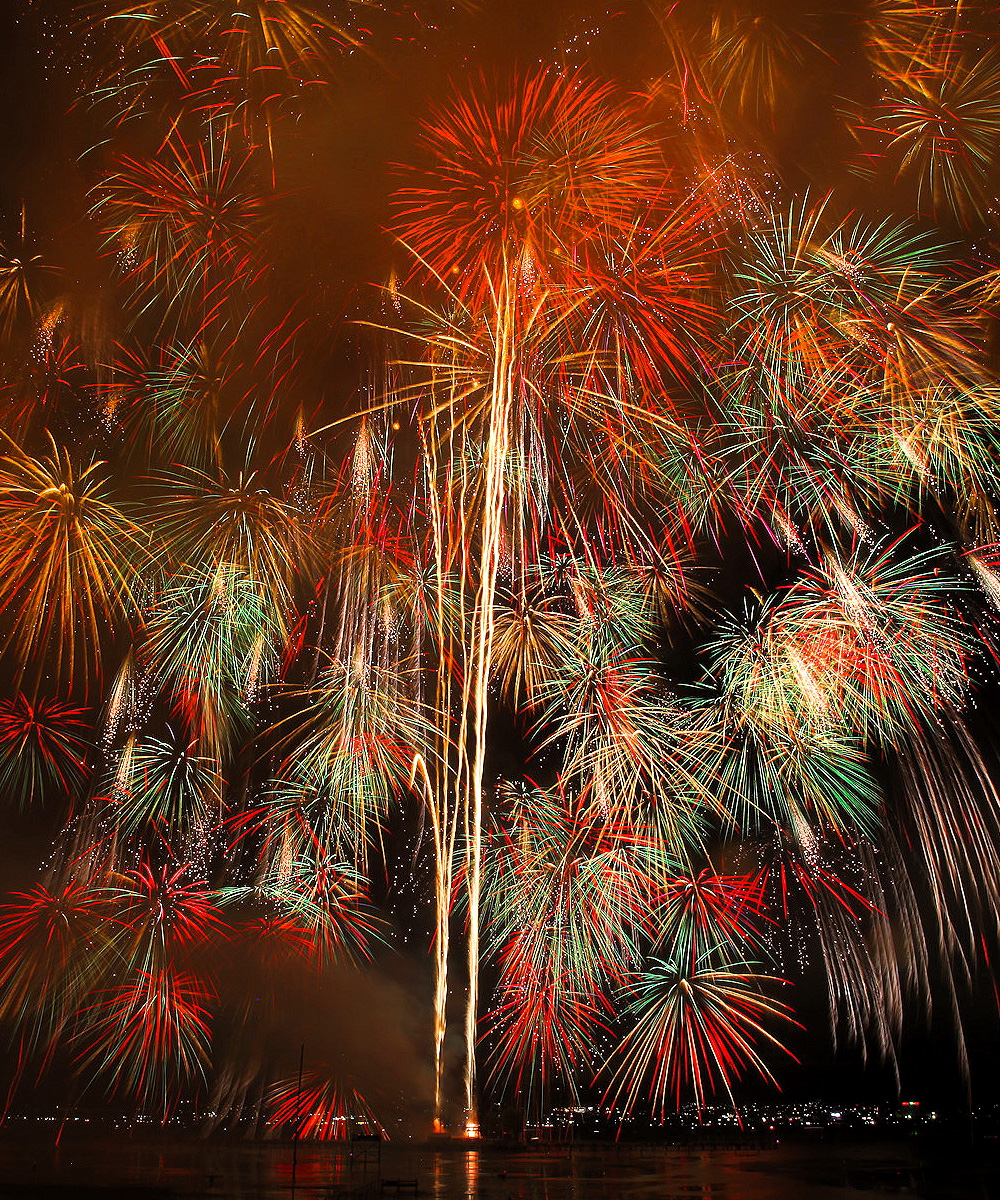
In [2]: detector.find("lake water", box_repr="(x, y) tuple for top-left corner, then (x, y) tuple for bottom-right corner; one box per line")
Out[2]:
(0, 1136), (994, 1200)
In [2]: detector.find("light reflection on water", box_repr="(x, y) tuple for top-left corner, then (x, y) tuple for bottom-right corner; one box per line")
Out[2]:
(0, 1137), (986, 1200)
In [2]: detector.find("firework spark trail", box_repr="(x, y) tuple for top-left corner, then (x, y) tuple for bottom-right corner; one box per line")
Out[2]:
(0, 695), (90, 810)
(604, 955), (798, 1118)
(267, 1068), (384, 1140)
(410, 419), (466, 1128)
(459, 263), (520, 1130)
(5, 0), (1000, 1132)
(0, 435), (144, 694)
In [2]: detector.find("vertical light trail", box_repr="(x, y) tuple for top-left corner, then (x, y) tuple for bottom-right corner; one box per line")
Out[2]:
(462, 266), (516, 1131)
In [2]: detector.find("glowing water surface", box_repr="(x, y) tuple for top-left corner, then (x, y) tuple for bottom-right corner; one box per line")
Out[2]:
(0, 1137), (991, 1199)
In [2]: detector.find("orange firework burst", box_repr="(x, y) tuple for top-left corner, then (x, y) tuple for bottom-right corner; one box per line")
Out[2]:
(394, 70), (665, 296)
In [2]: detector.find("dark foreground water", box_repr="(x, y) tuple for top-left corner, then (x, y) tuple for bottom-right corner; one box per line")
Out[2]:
(0, 1137), (995, 1200)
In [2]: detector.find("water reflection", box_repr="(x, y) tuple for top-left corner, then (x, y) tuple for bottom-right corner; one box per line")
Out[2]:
(0, 1136), (986, 1199)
